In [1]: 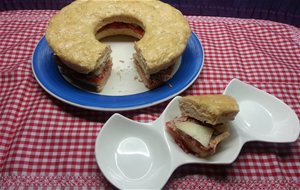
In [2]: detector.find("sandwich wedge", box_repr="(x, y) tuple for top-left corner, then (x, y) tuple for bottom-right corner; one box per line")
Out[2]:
(166, 95), (239, 157)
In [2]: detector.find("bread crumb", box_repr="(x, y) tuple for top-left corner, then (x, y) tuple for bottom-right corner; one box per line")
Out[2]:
(134, 75), (143, 82)
(119, 60), (125, 63)
(116, 70), (122, 80)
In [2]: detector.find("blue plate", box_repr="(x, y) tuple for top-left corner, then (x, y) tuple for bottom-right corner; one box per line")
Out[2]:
(32, 32), (204, 111)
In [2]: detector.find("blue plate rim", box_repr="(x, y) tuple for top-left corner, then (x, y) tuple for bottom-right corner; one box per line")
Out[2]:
(32, 32), (204, 111)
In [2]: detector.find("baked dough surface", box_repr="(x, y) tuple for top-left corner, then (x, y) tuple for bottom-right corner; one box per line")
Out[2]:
(179, 95), (240, 125)
(46, 0), (191, 74)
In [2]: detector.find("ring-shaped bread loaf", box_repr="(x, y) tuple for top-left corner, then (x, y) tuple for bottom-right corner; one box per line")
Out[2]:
(46, 0), (191, 89)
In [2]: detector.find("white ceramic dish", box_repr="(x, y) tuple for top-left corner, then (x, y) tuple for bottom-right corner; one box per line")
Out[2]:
(95, 78), (300, 189)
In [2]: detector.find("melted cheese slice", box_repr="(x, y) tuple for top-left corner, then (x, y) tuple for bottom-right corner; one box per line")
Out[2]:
(175, 121), (214, 147)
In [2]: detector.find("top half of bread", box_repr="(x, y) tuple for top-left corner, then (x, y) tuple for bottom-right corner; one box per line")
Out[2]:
(45, 0), (191, 74)
(179, 95), (239, 125)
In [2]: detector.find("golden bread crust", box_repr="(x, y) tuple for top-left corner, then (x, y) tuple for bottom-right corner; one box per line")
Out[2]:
(45, 0), (191, 74)
(179, 95), (240, 125)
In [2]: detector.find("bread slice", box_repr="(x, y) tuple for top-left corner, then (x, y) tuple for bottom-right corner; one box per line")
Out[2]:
(179, 95), (239, 125)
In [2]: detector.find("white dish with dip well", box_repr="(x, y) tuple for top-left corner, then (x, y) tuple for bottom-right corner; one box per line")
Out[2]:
(95, 78), (300, 189)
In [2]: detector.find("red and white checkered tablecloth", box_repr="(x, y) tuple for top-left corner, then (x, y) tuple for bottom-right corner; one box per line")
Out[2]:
(0, 10), (300, 189)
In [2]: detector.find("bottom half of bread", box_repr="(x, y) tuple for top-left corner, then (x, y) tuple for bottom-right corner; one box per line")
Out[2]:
(55, 56), (112, 92)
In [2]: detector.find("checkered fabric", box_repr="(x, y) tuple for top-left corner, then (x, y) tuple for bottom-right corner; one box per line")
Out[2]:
(0, 10), (299, 189)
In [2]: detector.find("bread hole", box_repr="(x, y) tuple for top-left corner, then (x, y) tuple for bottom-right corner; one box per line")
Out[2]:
(95, 18), (145, 40)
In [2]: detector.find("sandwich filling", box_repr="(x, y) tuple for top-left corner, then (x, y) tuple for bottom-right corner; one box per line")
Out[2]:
(166, 116), (230, 157)
(133, 55), (175, 89)
(56, 56), (112, 92)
